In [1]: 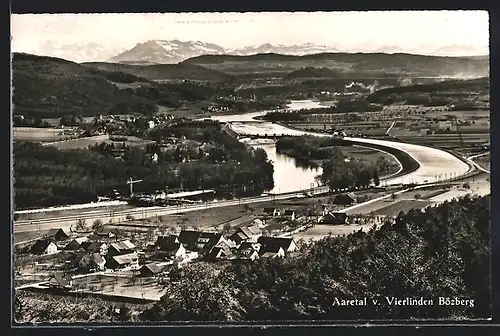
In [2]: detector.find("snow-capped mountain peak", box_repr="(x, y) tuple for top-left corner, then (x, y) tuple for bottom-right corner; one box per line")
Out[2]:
(109, 39), (226, 64)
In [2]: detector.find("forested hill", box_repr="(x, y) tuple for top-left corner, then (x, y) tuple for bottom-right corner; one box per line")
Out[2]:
(81, 61), (234, 82)
(182, 52), (489, 77)
(12, 53), (222, 118)
(140, 194), (490, 321)
(367, 77), (490, 107)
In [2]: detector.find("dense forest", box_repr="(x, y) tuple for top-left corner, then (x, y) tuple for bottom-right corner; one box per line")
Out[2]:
(11, 53), (225, 118)
(15, 195), (490, 322)
(13, 121), (274, 208)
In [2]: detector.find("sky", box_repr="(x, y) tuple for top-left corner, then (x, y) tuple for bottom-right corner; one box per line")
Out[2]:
(11, 11), (489, 55)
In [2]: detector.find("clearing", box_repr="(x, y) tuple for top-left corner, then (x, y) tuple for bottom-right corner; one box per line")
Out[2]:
(13, 127), (79, 142)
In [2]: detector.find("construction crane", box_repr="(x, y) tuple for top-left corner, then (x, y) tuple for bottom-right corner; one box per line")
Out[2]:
(455, 118), (464, 151)
(126, 177), (143, 197)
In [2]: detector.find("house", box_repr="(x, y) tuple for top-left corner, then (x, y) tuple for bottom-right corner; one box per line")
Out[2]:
(177, 230), (202, 251)
(321, 212), (348, 225)
(155, 235), (179, 250)
(205, 245), (234, 261)
(30, 239), (58, 255)
(63, 237), (89, 251)
(332, 192), (357, 205)
(259, 245), (285, 259)
(199, 233), (227, 253)
(106, 252), (139, 270)
(82, 241), (109, 256)
(282, 209), (296, 221)
(262, 208), (280, 217)
(177, 230), (223, 252)
(72, 251), (106, 271)
(229, 226), (262, 245)
(252, 218), (265, 228)
(107, 240), (136, 257)
(140, 263), (164, 277)
(257, 236), (297, 254)
(45, 228), (70, 241)
(155, 239), (186, 260)
(236, 242), (261, 261)
(93, 228), (116, 239)
(47, 272), (73, 289)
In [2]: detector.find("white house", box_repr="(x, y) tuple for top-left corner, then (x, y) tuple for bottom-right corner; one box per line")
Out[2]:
(148, 120), (155, 129)
(30, 239), (58, 255)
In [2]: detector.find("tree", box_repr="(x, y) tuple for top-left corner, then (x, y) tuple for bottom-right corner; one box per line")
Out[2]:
(92, 219), (103, 231)
(373, 169), (380, 187)
(222, 223), (232, 233)
(76, 218), (87, 230)
(463, 182), (471, 190)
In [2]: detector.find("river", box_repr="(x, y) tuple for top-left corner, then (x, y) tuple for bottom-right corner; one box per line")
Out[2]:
(210, 100), (333, 194)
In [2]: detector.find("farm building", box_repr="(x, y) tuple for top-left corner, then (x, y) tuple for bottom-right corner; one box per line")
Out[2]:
(229, 226), (262, 245)
(236, 242), (261, 261)
(107, 240), (136, 257)
(63, 237), (89, 251)
(71, 251), (106, 272)
(259, 245), (285, 259)
(332, 192), (357, 205)
(80, 241), (109, 256)
(282, 209), (296, 220)
(205, 245), (234, 261)
(47, 273), (73, 289)
(140, 263), (164, 277)
(45, 228), (69, 241)
(321, 212), (348, 225)
(30, 239), (58, 255)
(262, 208), (280, 217)
(177, 230), (224, 252)
(155, 238), (186, 259)
(257, 236), (297, 254)
(106, 252), (139, 270)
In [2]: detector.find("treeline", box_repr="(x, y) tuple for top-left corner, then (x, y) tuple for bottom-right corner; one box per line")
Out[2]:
(367, 77), (490, 106)
(275, 136), (402, 188)
(276, 136), (352, 165)
(13, 123), (273, 208)
(138, 195), (490, 321)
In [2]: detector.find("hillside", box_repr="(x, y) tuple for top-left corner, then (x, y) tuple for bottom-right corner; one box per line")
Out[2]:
(367, 77), (490, 108)
(12, 53), (220, 118)
(182, 52), (489, 78)
(81, 62), (233, 82)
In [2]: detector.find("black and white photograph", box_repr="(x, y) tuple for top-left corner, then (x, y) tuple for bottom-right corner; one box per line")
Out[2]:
(11, 11), (491, 324)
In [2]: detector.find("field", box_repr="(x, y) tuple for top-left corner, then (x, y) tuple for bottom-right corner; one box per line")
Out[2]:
(50, 135), (155, 150)
(472, 153), (490, 171)
(293, 223), (377, 242)
(370, 200), (435, 217)
(19, 273), (168, 302)
(13, 127), (79, 142)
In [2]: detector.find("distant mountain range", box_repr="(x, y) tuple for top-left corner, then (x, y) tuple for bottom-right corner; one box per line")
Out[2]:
(16, 40), (489, 64)
(21, 41), (127, 63)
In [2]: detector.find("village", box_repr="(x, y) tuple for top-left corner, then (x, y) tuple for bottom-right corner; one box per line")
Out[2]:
(14, 193), (386, 302)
